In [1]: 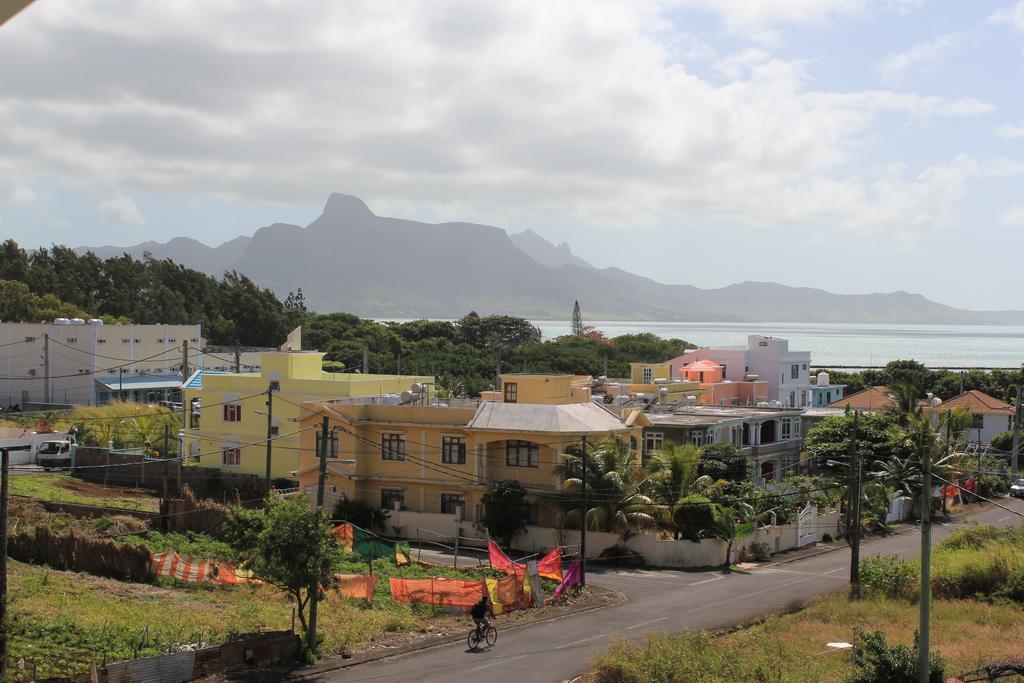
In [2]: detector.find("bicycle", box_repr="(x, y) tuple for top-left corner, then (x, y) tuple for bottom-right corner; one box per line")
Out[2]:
(467, 621), (497, 650)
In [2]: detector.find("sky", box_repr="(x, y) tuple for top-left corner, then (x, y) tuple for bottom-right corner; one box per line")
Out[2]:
(1, 0), (1023, 310)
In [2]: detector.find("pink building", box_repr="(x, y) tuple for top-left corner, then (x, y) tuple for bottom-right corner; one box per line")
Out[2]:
(676, 359), (768, 406)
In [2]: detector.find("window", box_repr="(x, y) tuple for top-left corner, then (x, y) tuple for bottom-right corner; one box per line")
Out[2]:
(789, 391), (796, 407)
(380, 488), (405, 510)
(442, 436), (466, 464)
(66, 337), (77, 343)
(97, 338), (106, 344)
(760, 461), (775, 482)
(801, 363), (807, 371)
(167, 338), (176, 343)
(642, 367), (653, 383)
(222, 447), (241, 466)
(643, 432), (664, 459)
(133, 338), (141, 344)
(315, 431), (339, 458)
(223, 403), (241, 422)
(191, 338), (199, 343)
(381, 433), (406, 460)
(781, 419), (791, 440)
(24, 336), (35, 342)
(503, 382), (518, 403)
(759, 340), (768, 347)
(972, 414), (984, 430)
(690, 430), (714, 447)
(506, 440), (539, 467)
(157, 339), (164, 344)
(122, 338), (130, 344)
(522, 503), (540, 525)
(441, 493), (466, 515)
(791, 364), (799, 379)
(800, 391), (807, 407)
(269, 425), (279, 437)
(269, 381), (280, 392)
(793, 419), (800, 438)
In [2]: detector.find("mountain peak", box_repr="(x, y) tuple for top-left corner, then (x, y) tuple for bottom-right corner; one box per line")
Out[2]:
(322, 193), (375, 220)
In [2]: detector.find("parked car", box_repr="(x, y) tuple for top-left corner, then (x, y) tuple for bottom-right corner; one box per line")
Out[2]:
(36, 439), (73, 469)
(1010, 479), (1024, 498)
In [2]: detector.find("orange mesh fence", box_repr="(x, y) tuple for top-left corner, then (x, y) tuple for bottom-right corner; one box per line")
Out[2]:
(150, 551), (259, 585)
(389, 577), (487, 610)
(486, 574), (532, 613)
(489, 541), (563, 582)
(335, 573), (379, 603)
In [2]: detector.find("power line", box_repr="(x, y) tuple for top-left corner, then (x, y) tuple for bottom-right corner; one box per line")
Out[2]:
(0, 347), (179, 381)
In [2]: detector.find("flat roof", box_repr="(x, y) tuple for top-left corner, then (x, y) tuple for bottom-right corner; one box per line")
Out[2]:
(468, 401), (630, 434)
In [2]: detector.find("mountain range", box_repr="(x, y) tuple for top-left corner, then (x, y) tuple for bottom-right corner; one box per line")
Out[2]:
(77, 193), (1024, 325)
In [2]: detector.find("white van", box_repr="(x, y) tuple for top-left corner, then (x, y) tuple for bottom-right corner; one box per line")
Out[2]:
(36, 439), (73, 469)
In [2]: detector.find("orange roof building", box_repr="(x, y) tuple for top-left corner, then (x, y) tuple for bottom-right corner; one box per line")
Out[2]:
(931, 390), (1015, 445)
(826, 386), (896, 412)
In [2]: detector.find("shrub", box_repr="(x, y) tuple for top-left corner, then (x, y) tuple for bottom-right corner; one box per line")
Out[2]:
(333, 498), (389, 532)
(852, 628), (944, 683)
(860, 555), (918, 601)
(481, 480), (530, 547)
(939, 523), (1003, 551)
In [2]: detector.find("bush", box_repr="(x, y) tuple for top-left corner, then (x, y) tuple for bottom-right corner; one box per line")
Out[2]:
(939, 523), (1003, 550)
(852, 628), (944, 683)
(860, 555), (918, 601)
(332, 498), (389, 532)
(740, 543), (771, 563)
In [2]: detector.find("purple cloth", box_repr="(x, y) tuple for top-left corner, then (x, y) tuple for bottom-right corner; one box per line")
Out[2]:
(553, 558), (581, 599)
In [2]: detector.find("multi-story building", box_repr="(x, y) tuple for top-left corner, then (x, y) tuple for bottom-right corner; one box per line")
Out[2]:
(670, 336), (812, 408)
(294, 374), (646, 525)
(808, 371), (845, 407)
(0, 320), (202, 407)
(640, 405), (805, 483)
(182, 351), (432, 481)
(929, 390), (1016, 446)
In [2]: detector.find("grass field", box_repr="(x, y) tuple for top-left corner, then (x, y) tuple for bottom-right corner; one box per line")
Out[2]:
(591, 594), (1024, 683)
(6, 560), (430, 680)
(8, 474), (159, 512)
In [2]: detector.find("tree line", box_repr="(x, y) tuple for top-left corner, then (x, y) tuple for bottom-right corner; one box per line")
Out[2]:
(819, 359), (1024, 403)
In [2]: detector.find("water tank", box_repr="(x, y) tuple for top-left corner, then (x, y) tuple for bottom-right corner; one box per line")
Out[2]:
(590, 396), (604, 405)
(380, 394), (402, 405)
(634, 393), (648, 400)
(930, 396), (943, 407)
(613, 395), (631, 406)
(53, 318), (70, 325)
(411, 383), (425, 395)
(70, 318), (85, 325)
(659, 387), (669, 396)
(817, 371), (829, 387)
(400, 390), (415, 404)
(88, 319), (104, 326)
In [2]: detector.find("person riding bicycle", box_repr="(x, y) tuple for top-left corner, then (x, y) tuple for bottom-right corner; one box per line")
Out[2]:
(470, 594), (495, 637)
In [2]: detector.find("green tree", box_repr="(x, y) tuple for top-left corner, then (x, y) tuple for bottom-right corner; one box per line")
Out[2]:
(672, 494), (721, 542)
(805, 411), (908, 472)
(571, 300), (583, 336)
(554, 436), (665, 533)
(697, 443), (752, 483)
(224, 496), (341, 654)
(481, 480), (530, 547)
(646, 442), (702, 507)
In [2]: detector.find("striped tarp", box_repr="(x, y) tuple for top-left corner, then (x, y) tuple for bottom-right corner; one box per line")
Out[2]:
(150, 550), (215, 583)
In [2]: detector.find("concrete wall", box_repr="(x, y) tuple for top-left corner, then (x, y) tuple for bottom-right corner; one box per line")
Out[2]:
(389, 507), (845, 568)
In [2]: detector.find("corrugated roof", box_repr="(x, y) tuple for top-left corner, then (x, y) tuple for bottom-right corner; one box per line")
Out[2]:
(467, 401), (631, 434)
(183, 369), (226, 390)
(96, 374), (184, 391)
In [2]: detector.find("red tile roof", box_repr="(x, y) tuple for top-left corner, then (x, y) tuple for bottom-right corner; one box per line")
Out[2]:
(826, 386), (895, 411)
(935, 390), (1014, 415)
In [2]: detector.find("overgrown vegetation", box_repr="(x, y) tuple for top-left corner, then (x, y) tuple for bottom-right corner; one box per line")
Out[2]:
(117, 530), (238, 562)
(591, 593), (1020, 683)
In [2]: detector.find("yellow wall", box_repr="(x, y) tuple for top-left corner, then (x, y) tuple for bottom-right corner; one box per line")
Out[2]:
(498, 374), (589, 404)
(296, 401), (642, 527)
(630, 362), (673, 384)
(182, 352), (431, 479)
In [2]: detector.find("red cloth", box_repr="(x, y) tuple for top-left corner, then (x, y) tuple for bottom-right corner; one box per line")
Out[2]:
(489, 540), (562, 582)
(335, 573), (379, 603)
(389, 577), (487, 609)
(333, 522), (355, 550)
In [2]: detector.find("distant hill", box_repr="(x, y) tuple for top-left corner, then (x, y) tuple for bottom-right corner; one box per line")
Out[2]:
(76, 193), (1024, 325)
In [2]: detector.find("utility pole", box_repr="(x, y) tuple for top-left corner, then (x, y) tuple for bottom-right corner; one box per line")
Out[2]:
(181, 339), (190, 434)
(42, 333), (50, 404)
(362, 345), (369, 374)
(1012, 383), (1022, 478)
(579, 435), (588, 588)
(918, 427), (933, 683)
(1, 448), (9, 677)
(308, 415), (329, 655)
(264, 385), (274, 493)
(847, 411), (861, 599)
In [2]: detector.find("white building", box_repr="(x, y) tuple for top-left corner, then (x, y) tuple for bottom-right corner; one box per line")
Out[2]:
(669, 335), (812, 409)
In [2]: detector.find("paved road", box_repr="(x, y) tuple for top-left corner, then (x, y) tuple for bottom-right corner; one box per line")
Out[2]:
(321, 499), (1024, 683)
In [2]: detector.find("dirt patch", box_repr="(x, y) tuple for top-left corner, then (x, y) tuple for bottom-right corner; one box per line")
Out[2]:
(6, 498), (149, 537)
(54, 477), (158, 502)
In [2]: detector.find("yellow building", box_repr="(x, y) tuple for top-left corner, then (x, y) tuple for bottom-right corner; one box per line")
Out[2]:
(479, 374), (592, 404)
(628, 362), (708, 404)
(182, 351), (431, 481)
(295, 375), (646, 526)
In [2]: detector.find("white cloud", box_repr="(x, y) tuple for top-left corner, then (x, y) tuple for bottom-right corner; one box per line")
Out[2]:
(99, 196), (144, 224)
(998, 206), (1024, 227)
(0, 0), (998, 244)
(996, 123), (1024, 138)
(0, 180), (37, 206)
(877, 33), (961, 86)
(990, 1), (1024, 32)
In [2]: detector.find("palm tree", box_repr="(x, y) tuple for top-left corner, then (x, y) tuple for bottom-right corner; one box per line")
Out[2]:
(552, 436), (667, 534)
(646, 442), (702, 507)
(885, 381), (924, 429)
